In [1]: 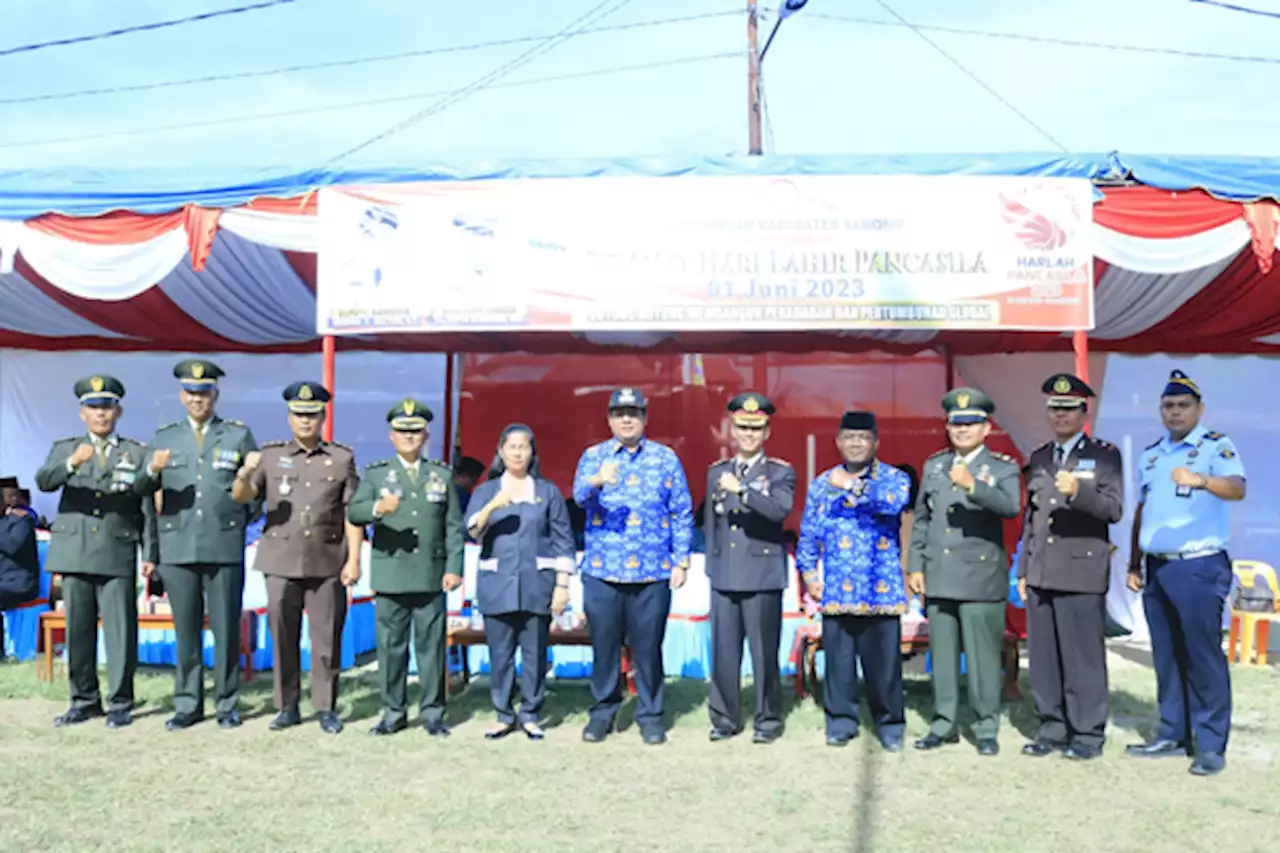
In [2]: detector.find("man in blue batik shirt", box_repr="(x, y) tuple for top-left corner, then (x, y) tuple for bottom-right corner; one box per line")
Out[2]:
(797, 411), (912, 751)
(573, 387), (693, 746)
(1125, 369), (1246, 778)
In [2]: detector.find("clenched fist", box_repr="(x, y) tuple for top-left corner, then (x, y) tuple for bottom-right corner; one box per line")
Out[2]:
(243, 451), (263, 471)
(150, 448), (172, 473)
(1054, 470), (1079, 497)
(595, 460), (620, 487)
(374, 492), (401, 516)
(68, 443), (96, 469)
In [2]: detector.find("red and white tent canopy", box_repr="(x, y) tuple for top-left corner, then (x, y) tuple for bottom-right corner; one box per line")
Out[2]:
(1, 187), (1278, 354)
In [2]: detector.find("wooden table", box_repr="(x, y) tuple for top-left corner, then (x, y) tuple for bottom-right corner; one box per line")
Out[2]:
(38, 610), (255, 683)
(446, 623), (634, 696)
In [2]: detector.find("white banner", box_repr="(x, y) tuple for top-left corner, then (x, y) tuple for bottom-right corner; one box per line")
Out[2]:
(317, 176), (1096, 334)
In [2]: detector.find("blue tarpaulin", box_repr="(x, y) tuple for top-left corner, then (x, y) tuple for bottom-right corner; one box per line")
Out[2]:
(4, 152), (1280, 219)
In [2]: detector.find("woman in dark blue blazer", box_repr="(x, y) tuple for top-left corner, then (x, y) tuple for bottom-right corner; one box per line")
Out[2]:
(466, 423), (575, 740)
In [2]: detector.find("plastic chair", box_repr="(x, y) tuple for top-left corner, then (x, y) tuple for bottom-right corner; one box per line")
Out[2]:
(1228, 561), (1280, 666)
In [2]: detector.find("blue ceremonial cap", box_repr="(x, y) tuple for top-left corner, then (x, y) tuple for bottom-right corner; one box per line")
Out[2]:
(1162, 369), (1201, 399)
(74, 375), (125, 408)
(283, 381), (330, 414)
(608, 387), (647, 411)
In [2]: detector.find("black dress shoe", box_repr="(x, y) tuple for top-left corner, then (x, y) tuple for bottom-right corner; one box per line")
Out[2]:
(105, 709), (133, 729)
(1189, 753), (1226, 776)
(165, 711), (204, 732)
(522, 722), (546, 741)
(269, 706), (302, 731)
(977, 738), (999, 756)
(1022, 740), (1061, 757)
(914, 733), (959, 751)
(422, 719), (451, 737)
(217, 710), (242, 729)
(370, 718), (407, 736)
(318, 712), (343, 734)
(641, 727), (667, 746)
(582, 720), (612, 743)
(1063, 743), (1102, 761)
(1124, 739), (1189, 758)
(880, 735), (904, 753)
(753, 729), (781, 745)
(485, 722), (517, 740)
(53, 706), (103, 727)
(826, 732), (856, 747)
(708, 727), (739, 742)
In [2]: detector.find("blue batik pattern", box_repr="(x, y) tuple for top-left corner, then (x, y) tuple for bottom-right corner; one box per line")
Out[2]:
(797, 461), (912, 615)
(572, 438), (694, 583)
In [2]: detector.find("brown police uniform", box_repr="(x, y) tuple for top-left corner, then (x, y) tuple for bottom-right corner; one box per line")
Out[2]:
(249, 438), (359, 714)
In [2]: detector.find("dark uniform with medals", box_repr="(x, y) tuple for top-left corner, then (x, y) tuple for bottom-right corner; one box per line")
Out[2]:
(1018, 373), (1123, 759)
(909, 388), (1022, 755)
(136, 359), (259, 729)
(347, 400), (463, 736)
(35, 375), (155, 729)
(240, 382), (359, 733)
(704, 393), (796, 744)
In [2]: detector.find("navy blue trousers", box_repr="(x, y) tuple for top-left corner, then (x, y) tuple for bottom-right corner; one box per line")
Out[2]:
(583, 575), (671, 730)
(1143, 552), (1233, 755)
(821, 614), (905, 739)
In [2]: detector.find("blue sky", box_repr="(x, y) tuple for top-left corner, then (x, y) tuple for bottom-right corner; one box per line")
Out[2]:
(0, 0), (1274, 171)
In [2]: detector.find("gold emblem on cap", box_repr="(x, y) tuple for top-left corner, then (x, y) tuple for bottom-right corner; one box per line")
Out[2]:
(192, 363), (205, 379)
(90, 376), (104, 393)
(403, 399), (415, 415)
(1053, 377), (1071, 394)
(743, 397), (760, 413)
(299, 384), (313, 401)
(956, 392), (970, 409)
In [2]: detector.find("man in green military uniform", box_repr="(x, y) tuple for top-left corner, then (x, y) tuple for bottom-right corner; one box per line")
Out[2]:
(908, 387), (1021, 756)
(35, 375), (155, 729)
(348, 399), (464, 736)
(135, 359), (259, 730)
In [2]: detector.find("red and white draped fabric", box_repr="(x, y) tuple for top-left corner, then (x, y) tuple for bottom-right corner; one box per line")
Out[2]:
(0, 186), (1278, 354)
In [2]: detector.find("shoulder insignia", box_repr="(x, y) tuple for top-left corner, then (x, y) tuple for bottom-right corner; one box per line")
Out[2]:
(990, 452), (1016, 464)
(926, 448), (951, 461)
(708, 458), (725, 469)
(365, 459), (391, 471)
(767, 457), (793, 468)
(1035, 441), (1053, 453)
(223, 419), (246, 427)
(157, 421), (182, 431)
(121, 437), (147, 448)
(260, 440), (288, 449)
(55, 436), (80, 444)
(1144, 438), (1161, 451)
(1204, 431), (1225, 441)
(1092, 437), (1116, 450)
(327, 441), (353, 452)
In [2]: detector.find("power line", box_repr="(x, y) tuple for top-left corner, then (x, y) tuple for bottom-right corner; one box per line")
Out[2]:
(0, 52), (741, 151)
(868, 0), (1068, 153)
(0, 0), (296, 58)
(804, 9), (1280, 64)
(326, 0), (636, 164)
(1190, 0), (1280, 19)
(0, 10), (746, 107)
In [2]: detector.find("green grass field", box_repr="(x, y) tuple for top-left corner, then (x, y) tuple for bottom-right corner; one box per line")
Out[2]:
(1, 647), (1279, 852)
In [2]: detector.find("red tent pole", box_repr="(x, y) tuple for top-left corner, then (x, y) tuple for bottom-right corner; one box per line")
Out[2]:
(442, 353), (455, 465)
(322, 334), (336, 442)
(1072, 329), (1092, 436)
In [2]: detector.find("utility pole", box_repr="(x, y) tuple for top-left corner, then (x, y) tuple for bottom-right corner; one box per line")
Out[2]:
(747, 0), (763, 155)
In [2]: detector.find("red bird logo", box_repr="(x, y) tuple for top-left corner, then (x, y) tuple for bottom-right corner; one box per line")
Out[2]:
(1000, 193), (1068, 251)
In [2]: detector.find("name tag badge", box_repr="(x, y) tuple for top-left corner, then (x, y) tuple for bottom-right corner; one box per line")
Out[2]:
(278, 457), (294, 470)
(1074, 470), (1096, 480)
(1175, 484), (1193, 499)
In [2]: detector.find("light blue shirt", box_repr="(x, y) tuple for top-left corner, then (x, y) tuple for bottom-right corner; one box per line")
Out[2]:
(1138, 424), (1246, 555)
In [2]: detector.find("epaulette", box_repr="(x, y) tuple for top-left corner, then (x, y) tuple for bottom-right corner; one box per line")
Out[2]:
(1203, 430), (1225, 441)
(1091, 437), (1116, 450)
(767, 457), (793, 467)
(989, 452), (1015, 464)
(54, 436), (80, 444)
(707, 458), (727, 468)
(156, 421), (182, 431)
(121, 437), (147, 448)
(365, 459), (391, 471)
(261, 440), (288, 449)
(326, 441), (353, 452)
(424, 458), (450, 470)
(1144, 438), (1161, 451)
(222, 419), (247, 427)
(926, 448), (951, 461)
(1035, 441), (1053, 453)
